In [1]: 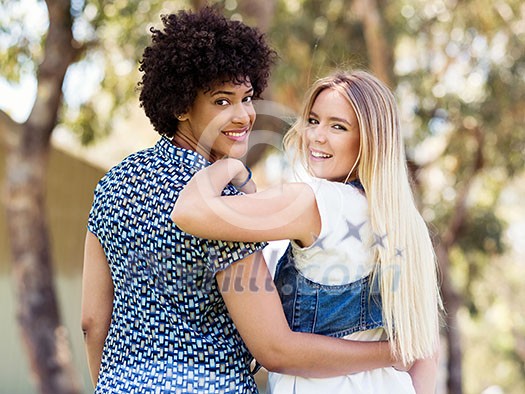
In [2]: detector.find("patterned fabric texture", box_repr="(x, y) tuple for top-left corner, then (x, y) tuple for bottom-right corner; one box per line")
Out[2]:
(88, 137), (265, 393)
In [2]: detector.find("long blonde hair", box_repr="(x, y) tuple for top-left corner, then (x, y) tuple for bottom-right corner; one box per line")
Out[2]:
(284, 70), (442, 363)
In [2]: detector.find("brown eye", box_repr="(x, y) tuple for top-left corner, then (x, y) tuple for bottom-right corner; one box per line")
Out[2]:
(332, 124), (347, 131)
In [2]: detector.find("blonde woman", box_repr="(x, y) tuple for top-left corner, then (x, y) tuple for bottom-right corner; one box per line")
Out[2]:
(172, 70), (442, 393)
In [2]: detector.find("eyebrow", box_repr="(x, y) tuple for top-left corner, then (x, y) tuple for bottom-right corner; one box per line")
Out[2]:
(211, 87), (254, 96)
(309, 111), (350, 125)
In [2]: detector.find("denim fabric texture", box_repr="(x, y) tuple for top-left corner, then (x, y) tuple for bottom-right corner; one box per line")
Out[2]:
(274, 244), (383, 338)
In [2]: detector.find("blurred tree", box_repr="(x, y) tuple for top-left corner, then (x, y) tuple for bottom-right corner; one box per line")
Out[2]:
(1, 1), (84, 392)
(0, 1), (278, 392)
(392, 1), (525, 392)
(0, 0), (188, 392)
(263, 0), (525, 393)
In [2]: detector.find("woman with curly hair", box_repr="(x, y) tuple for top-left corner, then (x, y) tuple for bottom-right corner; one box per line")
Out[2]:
(82, 8), (406, 393)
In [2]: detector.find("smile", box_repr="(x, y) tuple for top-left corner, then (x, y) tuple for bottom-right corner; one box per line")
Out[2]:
(310, 149), (333, 159)
(222, 127), (249, 141)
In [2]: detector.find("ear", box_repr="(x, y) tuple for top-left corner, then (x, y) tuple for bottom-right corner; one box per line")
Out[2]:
(176, 113), (188, 122)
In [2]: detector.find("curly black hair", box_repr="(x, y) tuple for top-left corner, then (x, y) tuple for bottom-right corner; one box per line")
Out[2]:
(138, 6), (277, 137)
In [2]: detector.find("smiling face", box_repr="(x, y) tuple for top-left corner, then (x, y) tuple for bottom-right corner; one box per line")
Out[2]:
(175, 80), (256, 161)
(305, 87), (361, 182)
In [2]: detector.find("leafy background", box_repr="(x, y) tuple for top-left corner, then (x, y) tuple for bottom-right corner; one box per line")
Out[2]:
(1, 0), (524, 393)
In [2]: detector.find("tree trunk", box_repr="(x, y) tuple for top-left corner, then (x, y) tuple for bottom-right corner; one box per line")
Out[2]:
(2, 0), (81, 392)
(190, 0), (208, 10)
(6, 139), (81, 394)
(353, 0), (394, 87)
(436, 244), (463, 394)
(434, 128), (484, 394)
(236, 0), (280, 168)
(237, 0), (276, 32)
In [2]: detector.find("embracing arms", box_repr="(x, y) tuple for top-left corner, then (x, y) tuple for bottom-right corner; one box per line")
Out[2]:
(79, 230), (418, 380)
(172, 158), (320, 246)
(79, 230), (404, 379)
(173, 159), (404, 374)
(217, 250), (405, 376)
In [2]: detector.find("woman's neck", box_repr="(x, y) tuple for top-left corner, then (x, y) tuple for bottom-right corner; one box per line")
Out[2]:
(171, 132), (221, 162)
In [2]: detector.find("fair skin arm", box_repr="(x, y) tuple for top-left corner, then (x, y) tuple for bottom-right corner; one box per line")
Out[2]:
(172, 158), (320, 246)
(81, 231), (114, 387)
(174, 158), (438, 383)
(409, 350), (440, 394)
(172, 158), (414, 373)
(217, 250), (404, 376)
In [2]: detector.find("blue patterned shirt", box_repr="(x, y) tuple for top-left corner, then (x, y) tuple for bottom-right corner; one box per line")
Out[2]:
(88, 137), (265, 393)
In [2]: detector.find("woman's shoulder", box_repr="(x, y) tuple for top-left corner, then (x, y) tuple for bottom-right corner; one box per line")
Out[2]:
(303, 178), (366, 203)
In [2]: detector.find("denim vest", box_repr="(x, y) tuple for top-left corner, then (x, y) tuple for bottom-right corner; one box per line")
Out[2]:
(274, 244), (383, 338)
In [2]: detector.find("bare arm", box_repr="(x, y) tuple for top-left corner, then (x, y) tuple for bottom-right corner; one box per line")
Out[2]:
(409, 350), (440, 394)
(172, 158), (320, 245)
(218, 251), (402, 377)
(176, 159), (407, 375)
(81, 231), (113, 387)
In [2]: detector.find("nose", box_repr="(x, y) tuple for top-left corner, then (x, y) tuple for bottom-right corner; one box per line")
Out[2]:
(232, 102), (254, 125)
(310, 123), (327, 144)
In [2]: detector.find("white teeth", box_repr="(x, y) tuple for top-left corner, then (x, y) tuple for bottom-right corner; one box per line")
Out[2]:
(311, 151), (332, 158)
(224, 130), (247, 137)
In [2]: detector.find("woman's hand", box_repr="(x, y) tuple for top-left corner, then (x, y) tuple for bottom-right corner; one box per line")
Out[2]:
(392, 356), (414, 372)
(227, 159), (257, 194)
(234, 178), (257, 194)
(172, 159), (319, 243)
(407, 351), (439, 394)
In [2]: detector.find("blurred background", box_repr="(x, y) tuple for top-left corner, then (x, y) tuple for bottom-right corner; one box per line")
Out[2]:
(0, 0), (524, 393)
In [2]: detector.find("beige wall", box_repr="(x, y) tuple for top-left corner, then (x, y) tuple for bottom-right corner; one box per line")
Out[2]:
(0, 144), (104, 393)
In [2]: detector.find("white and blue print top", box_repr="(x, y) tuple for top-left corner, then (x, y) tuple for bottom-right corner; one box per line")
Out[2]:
(88, 137), (265, 393)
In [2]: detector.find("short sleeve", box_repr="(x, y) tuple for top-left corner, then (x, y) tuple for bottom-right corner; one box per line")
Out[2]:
(200, 239), (267, 274)
(304, 178), (345, 242)
(199, 183), (267, 273)
(87, 180), (104, 238)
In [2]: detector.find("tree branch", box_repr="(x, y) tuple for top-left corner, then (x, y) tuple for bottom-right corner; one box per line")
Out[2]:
(5, 1), (83, 392)
(353, 0), (394, 87)
(441, 127), (484, 249)
(0, 108), (21, 150)
(23, 0), (78, 152)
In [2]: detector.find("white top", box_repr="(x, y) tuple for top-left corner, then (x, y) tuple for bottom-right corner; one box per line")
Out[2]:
(291, 178), (375, 285)
(267, 178), (415, 394)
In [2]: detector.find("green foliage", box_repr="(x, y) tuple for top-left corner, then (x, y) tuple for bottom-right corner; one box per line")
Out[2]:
(63, 0), (190, 144)
(267, 0), (369, 110)
(1, 0), (189, 142)
(264, 1), (525, 392)
(456, 208), (506, 255)
(0, 0), (46, 82)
